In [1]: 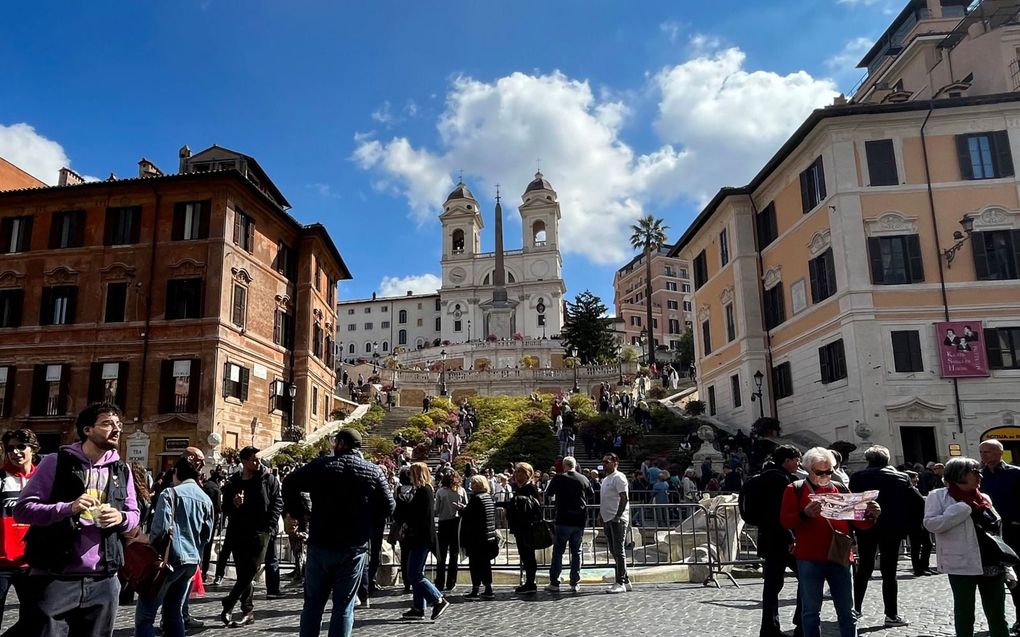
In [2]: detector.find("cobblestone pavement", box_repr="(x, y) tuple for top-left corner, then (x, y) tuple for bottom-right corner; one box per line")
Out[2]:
(3, 568), (994, 636)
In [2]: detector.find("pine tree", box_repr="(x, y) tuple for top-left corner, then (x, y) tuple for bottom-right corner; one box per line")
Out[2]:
(561, 291), (617, 364)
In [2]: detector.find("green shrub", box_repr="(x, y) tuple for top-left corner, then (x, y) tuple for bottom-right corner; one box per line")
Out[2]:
(567, 394), (597, 422)
(685, 400), (706, 416)
(485, 412), (557, 472)
(647, 386), (669, 400)
(364, 435), (396, 459)
(430, 396), (456, 413)
(405, 414), (433, 430)
(393, 427), (426, 445)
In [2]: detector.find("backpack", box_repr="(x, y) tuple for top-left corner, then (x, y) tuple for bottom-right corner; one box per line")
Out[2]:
(737, 472), (768, 526)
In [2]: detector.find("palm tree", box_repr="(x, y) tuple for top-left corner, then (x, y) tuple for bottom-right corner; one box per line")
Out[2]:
(629, 215), (669, 367)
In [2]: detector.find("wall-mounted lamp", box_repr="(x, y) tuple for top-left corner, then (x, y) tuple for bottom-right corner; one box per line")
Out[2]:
(942, 216), (975, 268)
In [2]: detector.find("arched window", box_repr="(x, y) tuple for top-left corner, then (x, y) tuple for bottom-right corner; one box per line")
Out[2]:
(415, 337), (425, 349)
(533, 220), (547, 246)
(451, 229), (465, 254)
(382, 341), (389, 352)
(483, 270), (516, 285)
(348, 343), (355, 354)
(398, 329), (407, 345)
(365, 342), (372, 353)
(398, 309), (407, 324)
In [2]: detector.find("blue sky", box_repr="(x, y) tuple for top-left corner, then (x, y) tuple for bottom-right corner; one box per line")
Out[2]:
(1, 0), (899, 308)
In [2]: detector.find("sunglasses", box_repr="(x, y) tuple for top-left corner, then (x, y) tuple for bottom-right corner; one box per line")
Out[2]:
(5, 444), (27, 453)
(813, 469), (834, 477)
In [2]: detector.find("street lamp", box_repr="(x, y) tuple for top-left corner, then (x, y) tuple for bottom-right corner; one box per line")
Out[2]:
(372, 341), (380, 373)
(287, 383), (299, 441)
(467, 319), (471, 342)
(440, 349), (448, 396)
(616, 344), (625, 385)
(638, 331), (648, 364)
(749, 369), (765, 419)
(942, 216), (976, 268)
(569, 346), (580, 394)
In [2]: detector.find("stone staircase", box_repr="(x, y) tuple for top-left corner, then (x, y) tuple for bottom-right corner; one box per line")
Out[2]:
(374, 406), (445, 467)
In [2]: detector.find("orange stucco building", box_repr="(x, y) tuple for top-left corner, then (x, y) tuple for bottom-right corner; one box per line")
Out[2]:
(673, 0), (1020, 465)
(613, 245), (693, 357)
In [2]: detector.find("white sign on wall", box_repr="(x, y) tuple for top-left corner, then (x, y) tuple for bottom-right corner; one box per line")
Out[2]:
(791, 279), (808, 315)
(253, 364), (268, 379)
(126, 431), (150, 467)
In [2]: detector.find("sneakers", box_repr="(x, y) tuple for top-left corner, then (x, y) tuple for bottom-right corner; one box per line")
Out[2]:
(624, 581), (633, 592)
(884, 616), (909, 627)
(402, 608), (425, 619)
(480, 589), (496, 599)
(230, 612), (255, 627)
(569, 583), (581, 593)
(606, 583), (627, 594)
(431, 598), (451, 621)
(212, 576), (224, 586)
(218, 609), (233, 626)
(514, 583), (537, 595)
(544, 583), (561, 593)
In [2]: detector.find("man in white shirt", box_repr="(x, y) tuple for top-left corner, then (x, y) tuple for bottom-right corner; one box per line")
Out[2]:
(599, 453), (631, 593)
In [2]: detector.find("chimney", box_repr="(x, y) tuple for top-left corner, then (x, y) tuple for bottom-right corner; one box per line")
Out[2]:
(178, 145), (192, 173)
(926, 0), (942, 18)
(832, 94), (848, 106)
(406, 290), (413, 296)
(58, 167), (84, 187)
(138, 158), (163, 179)
(372, 292), (377, 300)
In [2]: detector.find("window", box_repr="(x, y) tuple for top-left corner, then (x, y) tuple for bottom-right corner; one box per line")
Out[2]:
(274, 242), (296, 279)
(312, 386), (318, 415)
(0, 289), (23, 328)
(668, 319), (681, 334)
(398, 310), (407, 324)
(364, 323), (372, 330)
(701, 319), (712, 355)
(327, 277), (335, 305)
(435, 298), (441, 311)
(679, 268), (689, 279)
(269, 379), (292, 414)
(719, 228), (729, 266)
(772, 362), (793, 399)
(232, 209), (255, 253)
(652, 318), (658, 329)
(956, 131), (1014, 180)
(231, 284), (247, 328)
(104, 282), (128, 323)
(866, 140), (898, 186)
(666, 281), (678, 291)
(707, 386), (716, 415)
(868, 235), (924, 284)
(315, 259), (322, 293)
(0, 367), (14, 417)
(1, 216), (33, 254)
(630, 316), (642, 327)
(972, 230), (1020, 280)
(364, 307), (371, 314)
(681, 283), (692, 293)
(809, 248), (838, 302)
(104, 206), (141, 245)
(731, 375), (741, 408)
(222, 362), (250, 401)
(763, 283), (785, 330)
(40, 285), (77, 326)
(667, 300), (679, 310)
(398, 330), (407, 345)
(364, 342), (372, 354)
(49, 210), (85, 249)
(347, 308), (355, 315)
(416, 318), (423, 327)
(159, 358), (201, 413)
(725, 303), (736, 342)
(383, 305), (389, 312)
(348, 343), (355, 354)
(683, 301), (692, 312)
(88, 362), (128, 406)
(435, 317), (441, 331)
(30, 363), (69, 416)
(756, 202), (778, 250)
(313, 324), (323, 358)
(891, 330), (923, 372)
(693, 250), (708, 289)
(325, 337), (334, 369)
(454, 320), (462, 332)
(165, 279), (203, 320)
(172, 201), (209, 240)
(273, 309), (294, 348)
(382, 321), (390, 329)
(664, 266), (676, 277)
(819, 339), (848, 384)
(382, 341), (389, 352)
(669, 339), (681, 350)
(417, 302), (422, 310)
(800, 157), (826, 213)
(987, 327), (1020, 369)
(347, 323), (356, 331)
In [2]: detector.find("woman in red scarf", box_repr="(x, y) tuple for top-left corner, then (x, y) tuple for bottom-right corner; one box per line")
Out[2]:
(924, 456), (1016, 637)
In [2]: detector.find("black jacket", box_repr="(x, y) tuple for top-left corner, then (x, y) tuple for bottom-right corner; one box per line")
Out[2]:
(545, 471), (593, 528)
(752, 464), (797, 554)
(404, 485), (437, 549)
(849, 465), (924, 533)
(282, 451), (394, 550)
(460, 492), (497, 552)
(223, 467), (284, 535)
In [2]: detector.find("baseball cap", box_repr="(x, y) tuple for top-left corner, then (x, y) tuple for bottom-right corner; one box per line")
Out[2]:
(239, 446), (260, 460)
(335, 428), (362, 448)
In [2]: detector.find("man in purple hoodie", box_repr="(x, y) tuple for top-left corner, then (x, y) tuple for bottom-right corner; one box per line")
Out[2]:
(13, 401), (139, 637)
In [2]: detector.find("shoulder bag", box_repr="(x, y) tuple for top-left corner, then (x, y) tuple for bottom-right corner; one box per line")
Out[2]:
(121, 487), (177, 598)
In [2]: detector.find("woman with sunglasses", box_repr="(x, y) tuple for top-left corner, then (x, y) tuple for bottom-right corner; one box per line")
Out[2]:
(0, 429), (38, 634)
(781, 447), (881, 637)
(924, 457), (1016, 637)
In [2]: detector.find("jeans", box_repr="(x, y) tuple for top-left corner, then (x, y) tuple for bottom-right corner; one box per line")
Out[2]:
(435, 519), (461, 590)
(223, 531), (271, 614)
(797, 560), (856, 637)
(603, 519), (629, 585)
(760, 548), (801, 636)
(948, 573), (1010, 637)
(407, 545), (442, 610)
(853, 529), (903, 617)
(549, 525), (583, 586)
(299, 544), (367, 637)
(135, 563), (198, 637)
(466, 548), (492, 591)
(18, 574), (120, 637)
(0, 569), (30, 634)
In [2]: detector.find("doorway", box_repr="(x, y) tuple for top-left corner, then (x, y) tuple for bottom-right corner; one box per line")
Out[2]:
(900, 426), (938, 466)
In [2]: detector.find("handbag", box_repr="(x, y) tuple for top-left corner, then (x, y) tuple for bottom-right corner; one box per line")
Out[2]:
(486, 534), (501, 560)
(121, 488), (177, 598)
(528, 519), (555, 550)
(972, 508), (1020, 568)
(826, 520), (853, 567)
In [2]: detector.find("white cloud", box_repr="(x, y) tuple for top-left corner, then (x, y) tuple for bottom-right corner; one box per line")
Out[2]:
(825, 36), (873, 72)
(659, 20), (684, 43)
(0, 123), (71, 185)
(371, 101), (397, 125)
(378, 273), (442, 297)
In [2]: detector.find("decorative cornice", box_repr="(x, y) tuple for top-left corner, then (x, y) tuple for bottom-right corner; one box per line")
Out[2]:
(886, 396), (946, 412)
(696, 304), (711, 322)
(274, 294), (292, 309)
(168, 258), (206, 278)
(99, 262), (137, 281)
(865, 212), (918, 237)
(0, 270), (26, 288)
(968, 205), (1020, 231)
(230, 266), (253, 285)
(807, 229), (832, 257)
(312, 308), (324, 322)
(719, 286), (734, 306)
(762, 266), (782, 290)
(43, 266), (80, 285)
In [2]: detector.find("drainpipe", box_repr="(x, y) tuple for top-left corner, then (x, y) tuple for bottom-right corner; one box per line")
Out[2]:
(746, 194), (777, 421)
(920, 102), (965, 434)
(137, 186), (162, 421)
(288, 237), (301, 436)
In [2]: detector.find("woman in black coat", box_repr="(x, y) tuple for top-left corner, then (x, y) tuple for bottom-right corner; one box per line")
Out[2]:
(500, 462), (542, 594)
(400, 463), (450, 621)
(459, 474), (498, 599)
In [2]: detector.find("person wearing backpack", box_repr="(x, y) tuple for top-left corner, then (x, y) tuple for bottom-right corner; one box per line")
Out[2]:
(500, 463), (542, 594)
(741, 445), (803, 637)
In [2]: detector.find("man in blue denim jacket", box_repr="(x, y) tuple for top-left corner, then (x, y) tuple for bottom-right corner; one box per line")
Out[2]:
(135, 448), (214, 637)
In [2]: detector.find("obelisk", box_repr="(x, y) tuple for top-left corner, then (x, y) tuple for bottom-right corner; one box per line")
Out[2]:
(481, 185), (518, 339)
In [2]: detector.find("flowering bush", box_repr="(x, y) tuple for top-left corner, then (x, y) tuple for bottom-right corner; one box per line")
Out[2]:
(519, 355), (539, 369)
(442, 340), (451, 346)
(393, 427), (426, 445)
(486, 334), (498, 342)
(475, 358), (491, 371)
(405, 414), (433, 430)
(512, 332), (524, 341)
(412, 442), (432, 461)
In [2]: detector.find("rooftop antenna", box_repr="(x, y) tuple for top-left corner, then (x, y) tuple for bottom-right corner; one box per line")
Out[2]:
(536, 157), (541, 173)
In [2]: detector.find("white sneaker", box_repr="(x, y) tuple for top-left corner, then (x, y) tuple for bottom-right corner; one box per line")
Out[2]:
(544, 583), (560, 593)
(624, 581), (633, 592)
(606, 583), (627, 594)
(569, 584), (581, 593)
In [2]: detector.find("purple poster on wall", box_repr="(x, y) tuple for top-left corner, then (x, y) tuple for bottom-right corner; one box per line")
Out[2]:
(936, 321), (990, 378)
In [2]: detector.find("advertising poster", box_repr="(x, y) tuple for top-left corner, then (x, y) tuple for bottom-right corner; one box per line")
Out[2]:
(936, 321), (989, 378)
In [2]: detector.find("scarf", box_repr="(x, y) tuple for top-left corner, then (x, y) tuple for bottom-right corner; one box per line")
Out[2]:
(947, 484), (989, 511)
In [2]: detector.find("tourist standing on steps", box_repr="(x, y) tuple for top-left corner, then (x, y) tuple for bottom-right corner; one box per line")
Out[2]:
(219, 447), (283, 628)
(434, 470), (468, 593)
(460, 475), (498, 600)
(0, 428), (38, 634)
(401, 462), (450, 621)
(600, 452), (631, 594)
(282, 428), (394, 637)
(544, 456), (593, 594)
(503, 463), (542, 595)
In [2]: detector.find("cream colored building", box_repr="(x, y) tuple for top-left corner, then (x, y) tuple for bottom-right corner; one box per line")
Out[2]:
(672, 0), (1020, 465)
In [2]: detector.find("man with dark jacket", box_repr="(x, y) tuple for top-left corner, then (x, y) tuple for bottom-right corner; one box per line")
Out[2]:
(219, 446), (283, 627)
(200, 475), (223, 581)
(544, 456), (594, 593)
(850, 445), (924, 628)
(752, 445), (802, 637)
(283, 428), (394, 637)
(980, 439), (1020, 634)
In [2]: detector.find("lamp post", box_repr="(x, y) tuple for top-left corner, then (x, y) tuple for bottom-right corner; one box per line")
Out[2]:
(467, 319), (471, 342)
(941, 216), (976, 268)
(749, 369), (765, 419)
(372, 341), (379, 374)
(617, 345), (625, 385)
(570, 346), (579, 394)
(287, 383), (299, 441)
(638, 331), (648, 365)
(440, 349), (448, 396)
